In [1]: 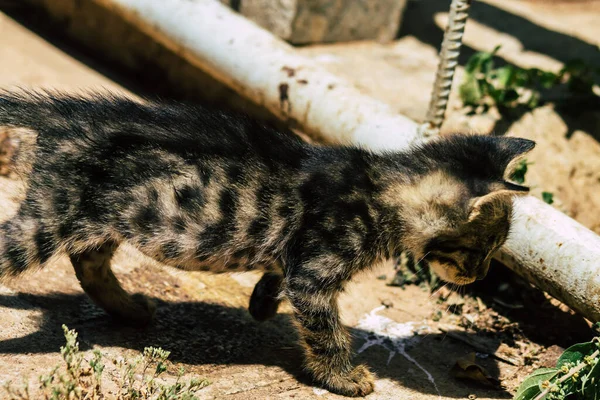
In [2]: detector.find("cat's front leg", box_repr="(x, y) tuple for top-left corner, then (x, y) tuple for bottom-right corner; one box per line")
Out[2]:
(285, 272), (375, 397)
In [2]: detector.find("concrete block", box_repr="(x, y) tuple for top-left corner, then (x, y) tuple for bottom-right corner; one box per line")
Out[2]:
(237, 0), (408, 44)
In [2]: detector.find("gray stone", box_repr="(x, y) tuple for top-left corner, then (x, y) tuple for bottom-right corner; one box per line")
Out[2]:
(237, 0), (408, 44)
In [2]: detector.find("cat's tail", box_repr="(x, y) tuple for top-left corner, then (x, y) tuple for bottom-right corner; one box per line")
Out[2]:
(0, 214), (58, 282)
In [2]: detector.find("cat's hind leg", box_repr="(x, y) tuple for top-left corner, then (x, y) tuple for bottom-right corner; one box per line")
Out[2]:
(249, 272), (283, 321)
(69, 241), (155, 326)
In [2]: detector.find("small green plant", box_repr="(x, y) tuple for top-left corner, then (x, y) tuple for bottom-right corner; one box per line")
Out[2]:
(460, 46), (600, 113)
(542, 192), (554, 205)
(510, 159), (533, 185)
(116, 347), (209, 400)
(507, 160), (556, 206)
(389, 252), (440, 290)
(4, 325), (210, 400)
(35, 325), (102, 400)
(514, 334), (600, 400)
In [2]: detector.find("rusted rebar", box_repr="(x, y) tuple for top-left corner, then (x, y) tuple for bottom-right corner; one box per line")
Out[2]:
(421, 0), (472, 136)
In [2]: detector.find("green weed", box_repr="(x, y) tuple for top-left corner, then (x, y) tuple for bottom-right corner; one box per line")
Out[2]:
(514, 330), (600, 400)
(3, 325), (210, 400)
(460, 46), (600, 114)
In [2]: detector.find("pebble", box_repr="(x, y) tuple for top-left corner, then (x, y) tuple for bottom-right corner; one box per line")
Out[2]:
(381, 299), (393, 308)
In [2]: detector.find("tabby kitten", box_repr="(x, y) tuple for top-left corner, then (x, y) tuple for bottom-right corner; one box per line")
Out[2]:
(0, 92), (534, 397)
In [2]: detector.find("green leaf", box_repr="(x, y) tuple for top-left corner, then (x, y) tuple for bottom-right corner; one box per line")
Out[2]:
(495, 66), (516, 89)
(464, 52), (491, 74)
(510, 159), (529, 184)
(542, 192), (554, 205)
(526, 68), (555, 89)
(481, 57), (495, 76)
(514, 385), (540, 400)
(558, 342), (595, 368)
(487, 85), (504, 104)
(515, 69), (532, 87)
(155, 361), (167, 375)
(504, 89), (520, 103)
(460, 76), (483, 106)
(464, 47), (499, 75)
(539, 71), (559, 89)
(527, 92), (541, 109)
(459, 47), (599, 116)
(514, 368), (559, 400)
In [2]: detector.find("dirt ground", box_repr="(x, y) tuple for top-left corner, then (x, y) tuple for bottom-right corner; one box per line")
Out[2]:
(0, 0), (599, 399)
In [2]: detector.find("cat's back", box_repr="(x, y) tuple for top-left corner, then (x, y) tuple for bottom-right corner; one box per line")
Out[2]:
(18, 94), (306, 164)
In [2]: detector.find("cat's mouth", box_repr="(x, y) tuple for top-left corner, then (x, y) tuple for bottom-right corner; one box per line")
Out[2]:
(449, 274), (477, 285)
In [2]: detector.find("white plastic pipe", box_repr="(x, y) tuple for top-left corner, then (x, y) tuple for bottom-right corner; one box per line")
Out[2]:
(96, 0), (419, 151)
(82, 0), (600, 321)
(498, 196), (600, 322)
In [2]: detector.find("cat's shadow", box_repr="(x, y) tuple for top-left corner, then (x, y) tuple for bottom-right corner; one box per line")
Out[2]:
(0, 291), (512, 398)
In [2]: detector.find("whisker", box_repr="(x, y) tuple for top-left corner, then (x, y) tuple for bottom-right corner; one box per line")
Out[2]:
(413, 264), (425, 276)
(429, 282), (448, 299)
(412, 251), (431, 282)
(444, 301), (451, 315)
(415, 251), (431, 266)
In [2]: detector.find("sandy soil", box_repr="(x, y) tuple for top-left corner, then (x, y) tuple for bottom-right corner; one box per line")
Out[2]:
(0, 0), (599, 399)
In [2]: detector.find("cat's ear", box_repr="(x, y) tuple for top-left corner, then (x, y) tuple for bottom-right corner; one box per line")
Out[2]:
(491, 136), (535, 193)
(496, 137), (535, 173)
(468, 190), (514, 223)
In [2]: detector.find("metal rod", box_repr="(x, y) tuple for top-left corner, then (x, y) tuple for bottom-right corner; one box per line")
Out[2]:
(422, 0), (472, 135)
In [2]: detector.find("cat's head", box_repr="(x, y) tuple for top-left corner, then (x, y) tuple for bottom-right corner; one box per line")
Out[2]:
(393, 134), (535, 285)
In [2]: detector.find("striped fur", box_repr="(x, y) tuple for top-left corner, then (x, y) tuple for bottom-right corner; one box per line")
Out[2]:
(0, 92), (534, 396)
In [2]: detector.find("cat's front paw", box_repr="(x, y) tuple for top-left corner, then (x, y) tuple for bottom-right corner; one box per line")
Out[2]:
(319, 365), (375, 397)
